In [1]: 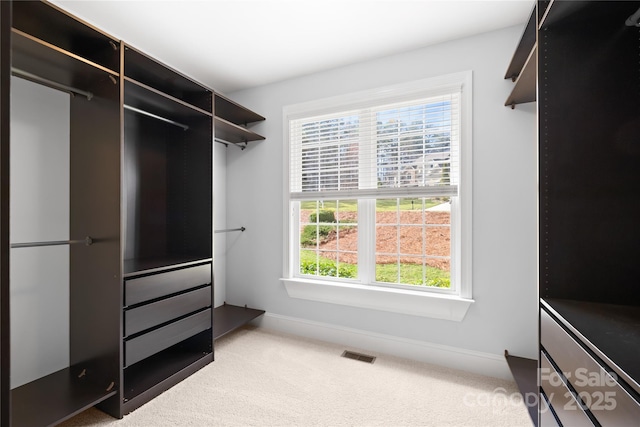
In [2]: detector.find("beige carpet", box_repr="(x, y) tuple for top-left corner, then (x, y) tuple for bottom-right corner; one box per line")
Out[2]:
(60, 327), (532, 426)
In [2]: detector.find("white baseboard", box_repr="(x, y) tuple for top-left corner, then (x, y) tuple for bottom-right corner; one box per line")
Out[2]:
(254, 312), (512, 381)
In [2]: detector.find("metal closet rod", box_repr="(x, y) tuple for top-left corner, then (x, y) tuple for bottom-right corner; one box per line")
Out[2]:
(215, 138), (248, 150)
(11, 67), (94, 100)
(10, 236), (94, 249)
(124, 104), (189, 131)
(214, 227), (245, 234)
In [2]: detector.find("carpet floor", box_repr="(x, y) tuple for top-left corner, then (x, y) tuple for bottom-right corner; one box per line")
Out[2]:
(60, 327), (532, 426)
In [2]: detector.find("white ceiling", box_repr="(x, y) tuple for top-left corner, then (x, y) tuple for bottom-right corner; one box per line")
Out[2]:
(51, 0), (532, 94)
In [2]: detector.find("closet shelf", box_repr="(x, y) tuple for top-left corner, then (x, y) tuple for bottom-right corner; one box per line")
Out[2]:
(504, 44), (536, 107)
(214, 116), (265, 145)
(122, 330), (212, 413)
(504, 6), (536, 108)
(124, 78), (212, 124)
(504, 351), (538, 425)
(214, 93), (265, 147)
(12, 29), (118, 92)
(11, 367), (117, 427)
(124, 45), (212, 112)
(215, 93), (265, 125)
(12, 1), (120, 73)
(504, 7), (536, 81)
(214, 303), (265, 340)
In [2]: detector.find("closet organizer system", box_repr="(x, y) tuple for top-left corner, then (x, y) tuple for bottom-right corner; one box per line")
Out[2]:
(504, 1), (640, 426)
(0, 1), (265, 426)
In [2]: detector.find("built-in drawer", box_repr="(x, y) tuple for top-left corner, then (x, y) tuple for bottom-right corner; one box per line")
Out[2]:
(124, 286), (211, 337)
(125, 263), (211, 306)
(539, 390), (560, 427)
(540, 351), (593, 426)
(125, 308), (211, 367)
(541, 308), (640, 425)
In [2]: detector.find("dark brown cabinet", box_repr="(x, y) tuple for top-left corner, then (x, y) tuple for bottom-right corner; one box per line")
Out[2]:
(506, 2), (640, 426)
(0, 1), (264, 425)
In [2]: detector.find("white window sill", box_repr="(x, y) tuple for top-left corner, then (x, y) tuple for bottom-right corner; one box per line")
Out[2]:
(281, 278), (474, 322)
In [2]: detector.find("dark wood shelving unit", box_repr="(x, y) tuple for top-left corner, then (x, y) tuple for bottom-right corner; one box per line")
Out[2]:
(531, 1), (640, 425)
(214, 303), (265, 340)
(1, 2), (267, 424)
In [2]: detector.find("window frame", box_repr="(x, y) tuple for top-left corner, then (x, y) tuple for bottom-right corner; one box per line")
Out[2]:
(281, 72), (474, 321)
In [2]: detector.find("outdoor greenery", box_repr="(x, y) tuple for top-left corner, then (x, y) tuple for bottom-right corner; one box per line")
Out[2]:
(375, 263), (450, 288)
(300, 224), (335, 246)
(299, 250), (450, 288)
(300, 250), (357, 278)
(309, 210), (336, 223)
(299, 198), (451, 288)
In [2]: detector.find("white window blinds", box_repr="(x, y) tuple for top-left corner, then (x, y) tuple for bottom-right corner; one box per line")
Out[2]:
(289, 91), (460, 200)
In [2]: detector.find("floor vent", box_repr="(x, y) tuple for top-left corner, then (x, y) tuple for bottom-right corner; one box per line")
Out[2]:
(341, 350), (376, 364)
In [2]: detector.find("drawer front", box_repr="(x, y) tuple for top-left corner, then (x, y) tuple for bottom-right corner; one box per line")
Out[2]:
(125, 264), (211, 306)
(541, 309), (640, 425)
(124, 286), (211, 337)
(540, 352), (594, 426)
(125, 308), (211, 367)
(539, 391), (560, 427)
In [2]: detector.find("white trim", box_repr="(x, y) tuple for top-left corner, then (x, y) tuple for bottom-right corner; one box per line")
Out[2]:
(255, 312), (511, 380)
(281, 277), (473, 321)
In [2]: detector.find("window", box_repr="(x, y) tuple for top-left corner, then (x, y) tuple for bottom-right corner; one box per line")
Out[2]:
(283, 72), (472, 318)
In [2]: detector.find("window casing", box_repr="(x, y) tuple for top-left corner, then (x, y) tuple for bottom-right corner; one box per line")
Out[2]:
(283, 72), (472, 304)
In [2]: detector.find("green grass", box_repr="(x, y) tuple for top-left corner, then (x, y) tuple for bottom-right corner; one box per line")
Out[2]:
(299, 250), (450, 288)
(375, 262), (450, 288)
(300, 198), (448, 212)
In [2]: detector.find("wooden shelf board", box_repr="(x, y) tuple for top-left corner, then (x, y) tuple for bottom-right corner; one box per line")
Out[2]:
(11, 367), (117, 427)
(214, 116), (265, 145)
(12, 1), (119, 73)
(505, 44), (536, 107)
(124, 78), (212, 126)
(504, 6), (537, 80)
(214, 304), (265, 340)
(124, 45), (212, 112)
(215, 93), (265, 126)
(505, 352), (538, 426)
(11, 29), (118, 93)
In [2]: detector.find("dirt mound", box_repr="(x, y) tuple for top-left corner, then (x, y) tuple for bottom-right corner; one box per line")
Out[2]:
(301, 210), (450, 271)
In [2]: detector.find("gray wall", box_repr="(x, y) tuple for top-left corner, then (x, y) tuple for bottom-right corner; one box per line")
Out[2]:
(225, 25), (538, 359)
(10, 77), (70, 388)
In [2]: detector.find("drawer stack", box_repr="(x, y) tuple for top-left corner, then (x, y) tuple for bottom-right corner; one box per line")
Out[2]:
(123, 263), (212, 368)
(540, 307), (640, 426)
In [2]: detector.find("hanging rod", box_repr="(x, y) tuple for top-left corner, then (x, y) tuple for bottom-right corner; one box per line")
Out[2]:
(10, 236), (94, 249)
(11, 67), (94, 100)
(123, 104), (189, 130)
(215, 138), (247, 150)
(214, 227), (245, 234)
